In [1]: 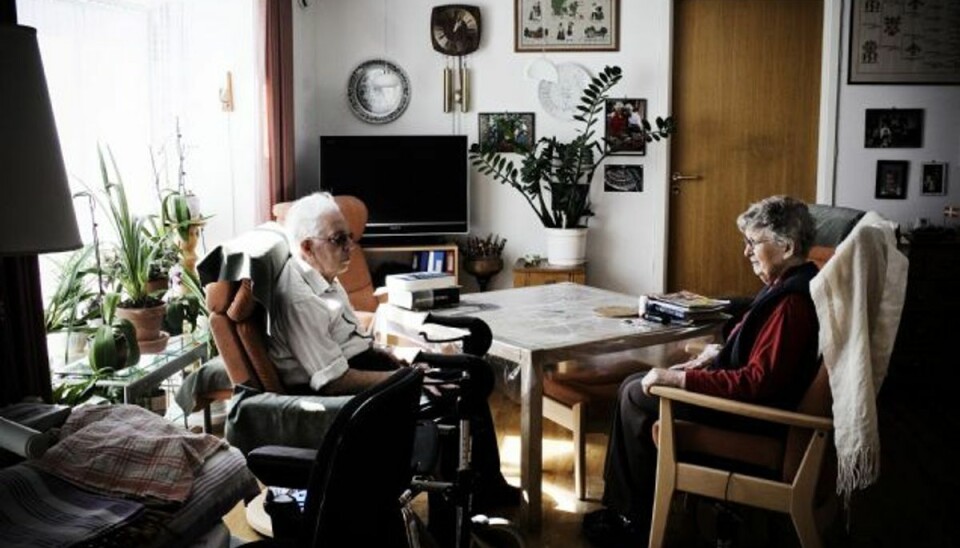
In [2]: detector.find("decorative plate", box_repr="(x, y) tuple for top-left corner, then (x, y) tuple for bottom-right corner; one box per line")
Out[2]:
(537, 63), (590, 121)
(347, 59), (411, 124)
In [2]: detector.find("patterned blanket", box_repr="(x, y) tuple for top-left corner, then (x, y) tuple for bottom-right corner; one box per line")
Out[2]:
(0, 466), (143, 548)
(30, 404), (226, 503)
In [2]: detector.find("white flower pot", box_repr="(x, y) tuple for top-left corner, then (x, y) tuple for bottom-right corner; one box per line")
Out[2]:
(545, 227), (588, 266)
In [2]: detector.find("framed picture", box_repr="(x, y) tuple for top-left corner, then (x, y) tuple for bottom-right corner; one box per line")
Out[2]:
(515, 0), (619, 52)
(478, 112), (535, 153)
(875, 160), (909, 199)
(864, 109), (924, 148)
(604, 164), (643, 192)
(849, 0), (960, 85)
(921, 162), (948, 196)
(605, 98), (647, 155)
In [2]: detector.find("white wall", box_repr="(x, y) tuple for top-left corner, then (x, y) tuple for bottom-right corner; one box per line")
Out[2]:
(832, 3), (960, 226)
(292, 0), (673, 295)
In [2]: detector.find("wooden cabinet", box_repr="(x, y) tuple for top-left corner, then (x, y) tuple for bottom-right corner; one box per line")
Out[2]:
(365, 243), (459, 284)
(512, 259), (586, 287)
(889, 233), (960, 380)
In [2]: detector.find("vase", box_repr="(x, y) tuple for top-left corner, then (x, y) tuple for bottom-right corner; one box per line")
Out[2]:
(463, 256), (504, 292)
(545, 227), (588, 266)
(116, 303), (169, 354)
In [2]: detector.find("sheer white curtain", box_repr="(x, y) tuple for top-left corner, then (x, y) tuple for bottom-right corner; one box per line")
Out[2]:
(18, 0), (265, 299)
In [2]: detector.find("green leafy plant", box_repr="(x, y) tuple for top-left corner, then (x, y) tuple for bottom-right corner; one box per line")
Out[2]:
(88, 292), (140, 373)
(469, 65), (675, 229)
(44, 245), (99, 333)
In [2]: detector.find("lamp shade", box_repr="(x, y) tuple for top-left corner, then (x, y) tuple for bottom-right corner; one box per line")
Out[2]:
(0, 24), (81, 255)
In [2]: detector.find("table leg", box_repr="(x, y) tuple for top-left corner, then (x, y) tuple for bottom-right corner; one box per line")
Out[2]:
(519, 355), (543, 529)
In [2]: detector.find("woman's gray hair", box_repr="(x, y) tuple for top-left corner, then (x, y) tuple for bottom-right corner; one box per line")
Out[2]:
(284, 192), (341, 246)
(736, 195), (815, 257)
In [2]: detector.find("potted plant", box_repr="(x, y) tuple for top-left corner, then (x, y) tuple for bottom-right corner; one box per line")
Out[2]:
(459, 233), (507, 292)
(88, 292), (140, 372)
(469, 65), (675, 265)
(44, 245), (99, 364)
(94, 147), (169, 353)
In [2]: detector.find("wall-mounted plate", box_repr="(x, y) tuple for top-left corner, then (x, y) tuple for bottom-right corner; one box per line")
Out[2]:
(538, 63), (590, 121)
(347, 59), (411, 124)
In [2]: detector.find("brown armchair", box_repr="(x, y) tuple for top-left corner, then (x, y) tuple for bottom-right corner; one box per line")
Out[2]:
(646, 207), (907, 548)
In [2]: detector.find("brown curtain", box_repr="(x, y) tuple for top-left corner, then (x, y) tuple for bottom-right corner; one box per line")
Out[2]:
(265, 0), (295, 211)
(1, 256), (53, 406)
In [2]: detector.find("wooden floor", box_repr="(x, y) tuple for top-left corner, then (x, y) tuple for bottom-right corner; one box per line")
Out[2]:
(223, 375), (960, 547)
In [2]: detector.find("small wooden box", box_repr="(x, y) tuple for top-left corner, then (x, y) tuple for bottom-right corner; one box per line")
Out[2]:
(512, 259), (586, 287)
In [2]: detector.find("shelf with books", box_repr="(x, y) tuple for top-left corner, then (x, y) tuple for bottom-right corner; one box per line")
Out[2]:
(365, 243), (459, 284)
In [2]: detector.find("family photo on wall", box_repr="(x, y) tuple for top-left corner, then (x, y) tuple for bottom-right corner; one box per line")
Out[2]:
(605, 98), (647, 155)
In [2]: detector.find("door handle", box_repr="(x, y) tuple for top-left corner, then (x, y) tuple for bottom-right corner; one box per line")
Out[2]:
(671, 172), (702, 183)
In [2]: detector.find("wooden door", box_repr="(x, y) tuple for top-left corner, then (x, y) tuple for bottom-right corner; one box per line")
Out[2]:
(668, 0), (822, 297)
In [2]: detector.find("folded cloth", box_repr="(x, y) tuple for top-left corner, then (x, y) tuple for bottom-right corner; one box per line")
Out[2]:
(810, 211), (908, 502)
(30, 404), (226, 503)
(0, 465), (143, 548)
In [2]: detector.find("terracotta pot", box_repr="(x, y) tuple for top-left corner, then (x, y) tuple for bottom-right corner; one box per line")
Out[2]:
(146, 277), (169, 296)
(116, 303), (169, 354)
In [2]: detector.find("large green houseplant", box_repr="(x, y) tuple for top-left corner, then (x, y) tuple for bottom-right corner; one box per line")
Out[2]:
(469, 65), (675, 264)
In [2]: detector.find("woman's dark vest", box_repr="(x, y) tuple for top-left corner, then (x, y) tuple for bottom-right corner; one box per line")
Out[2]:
(713, 262), (820, 404)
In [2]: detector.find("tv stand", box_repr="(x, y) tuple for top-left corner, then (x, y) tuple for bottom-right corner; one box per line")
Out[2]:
(364, 242), (460, 285)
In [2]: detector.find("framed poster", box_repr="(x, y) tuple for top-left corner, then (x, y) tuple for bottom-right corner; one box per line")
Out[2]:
(921, 162), (948, 196)
(604, 165), (643, 192)
(849, 0), (960, 84)
(478, 112), (535, 153)
(605, 98), (647, 155)
(515, 0), (619, 52)
(875, 160), (909, 199)
(864, 108), (923, 148)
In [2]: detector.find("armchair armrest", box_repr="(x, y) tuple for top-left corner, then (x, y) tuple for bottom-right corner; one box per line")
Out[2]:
(649, 386), (833, 431)
(247, 445), (317, 488)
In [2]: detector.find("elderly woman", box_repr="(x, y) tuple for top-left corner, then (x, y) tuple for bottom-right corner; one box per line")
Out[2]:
(583, 195), (821, 547)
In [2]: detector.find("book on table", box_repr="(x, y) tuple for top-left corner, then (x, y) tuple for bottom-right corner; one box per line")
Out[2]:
(389, 286), (461, 311)
(643, 290), (730, 324)
(385, 271), (457, 291)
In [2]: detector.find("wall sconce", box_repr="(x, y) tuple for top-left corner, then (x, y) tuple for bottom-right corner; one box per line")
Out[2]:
(443, 58), (469, 113)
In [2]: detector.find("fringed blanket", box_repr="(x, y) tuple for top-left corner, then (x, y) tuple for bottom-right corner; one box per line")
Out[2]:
(30, 404), (226, 503)
(0, 466), (143, 548)
(810, 212), (908, 503)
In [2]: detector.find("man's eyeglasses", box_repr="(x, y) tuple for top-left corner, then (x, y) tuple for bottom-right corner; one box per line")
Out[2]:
(316, 232), (354, 250)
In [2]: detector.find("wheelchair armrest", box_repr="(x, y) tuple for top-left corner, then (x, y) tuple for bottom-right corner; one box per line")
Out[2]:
(247, 445), (318, 488)
(422, 314), (492, 356)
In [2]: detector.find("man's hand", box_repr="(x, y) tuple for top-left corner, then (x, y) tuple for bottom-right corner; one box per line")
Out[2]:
(641, 368), (686, 396)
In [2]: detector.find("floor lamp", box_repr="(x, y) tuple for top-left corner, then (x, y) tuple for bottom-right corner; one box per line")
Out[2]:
(0, 4), (82, 406)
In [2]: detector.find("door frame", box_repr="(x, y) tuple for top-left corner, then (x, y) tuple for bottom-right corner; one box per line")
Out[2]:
(659, 0), (844, 290)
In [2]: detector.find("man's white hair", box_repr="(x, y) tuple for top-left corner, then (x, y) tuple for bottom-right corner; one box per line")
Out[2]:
(284, 192), (341, 246)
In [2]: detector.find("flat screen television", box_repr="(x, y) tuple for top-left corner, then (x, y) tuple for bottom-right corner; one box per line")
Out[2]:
(319, 135), (469, 238)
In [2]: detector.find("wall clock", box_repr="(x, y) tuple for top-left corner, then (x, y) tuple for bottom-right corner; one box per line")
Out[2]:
(538, 63), (590, 121)
(347, 59), (411, 124)
(431, 5), (482, 56)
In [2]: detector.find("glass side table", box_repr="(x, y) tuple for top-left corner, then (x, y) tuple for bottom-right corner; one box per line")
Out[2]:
(53, 332), (210, 405)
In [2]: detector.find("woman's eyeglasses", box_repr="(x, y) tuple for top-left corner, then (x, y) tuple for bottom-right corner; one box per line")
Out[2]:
(742, 236), (774, 250)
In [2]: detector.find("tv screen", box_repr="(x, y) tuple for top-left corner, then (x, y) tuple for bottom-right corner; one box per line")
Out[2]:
(319, 135), (469, 238)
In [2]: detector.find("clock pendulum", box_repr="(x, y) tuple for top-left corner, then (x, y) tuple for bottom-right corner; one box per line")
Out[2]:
(430, 5), (481, 113)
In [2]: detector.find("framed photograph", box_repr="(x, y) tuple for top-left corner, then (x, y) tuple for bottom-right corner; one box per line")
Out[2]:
(478, 112), (535, 153)
(875, 160), (909, 199)
(849, 0), (960, 85)
(605, 98), (647, 155)
(604, 164), (643, 192)
(864, 109), (924, 148)
(921, 162), (948, 196)
(515, 0), (619, 52)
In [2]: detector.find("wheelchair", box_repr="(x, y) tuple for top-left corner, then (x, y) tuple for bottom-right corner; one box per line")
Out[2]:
(244, 314), (525, 548)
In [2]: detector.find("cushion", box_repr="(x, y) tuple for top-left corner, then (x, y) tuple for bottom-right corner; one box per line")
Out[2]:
(809, 204), (866, 247)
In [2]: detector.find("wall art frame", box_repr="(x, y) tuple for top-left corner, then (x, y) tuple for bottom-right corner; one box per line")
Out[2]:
(875, 160), (909, 199)
(604, 98), (647, 155)
(849, 0), (960, 85)
(478, 112), (535, 153)
(604, 165), (643, 192)
(921, 162), (948, 196)
(864, 108), (924, 148)
(515, 0), (619, 52)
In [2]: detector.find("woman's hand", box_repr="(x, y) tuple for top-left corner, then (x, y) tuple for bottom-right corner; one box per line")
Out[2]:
(669, 343), (722, 371)
(641, 368), (686, 395)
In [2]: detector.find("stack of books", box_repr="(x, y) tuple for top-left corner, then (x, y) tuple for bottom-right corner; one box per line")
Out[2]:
(642, 290), (730, 325)
(385, 272), (460, 311)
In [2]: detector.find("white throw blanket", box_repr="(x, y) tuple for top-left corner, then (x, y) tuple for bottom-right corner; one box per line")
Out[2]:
(809, 211), (908, 502)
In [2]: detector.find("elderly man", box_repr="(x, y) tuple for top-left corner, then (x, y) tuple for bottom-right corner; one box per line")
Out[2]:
(584, 195), (822, 546)
(268, 192), (520, 509)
